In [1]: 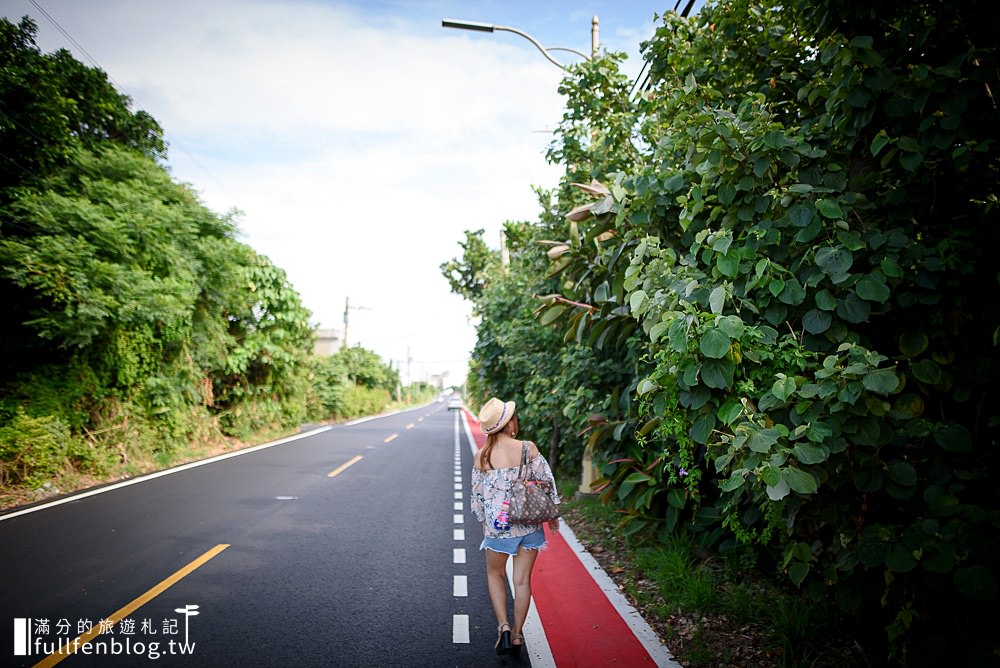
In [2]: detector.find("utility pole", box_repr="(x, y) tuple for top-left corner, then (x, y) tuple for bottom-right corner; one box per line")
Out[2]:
(341, 297), (368, 349)
(342, 296), (350, 349)
(406, 346), (412, 403)
(394, 359), (402, 402)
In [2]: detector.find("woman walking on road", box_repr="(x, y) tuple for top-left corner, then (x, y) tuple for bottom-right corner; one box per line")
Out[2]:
(471, 397), (561, 658)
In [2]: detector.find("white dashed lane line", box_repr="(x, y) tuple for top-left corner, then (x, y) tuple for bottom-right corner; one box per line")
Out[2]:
(452, 410), (471, 644)
(453, 575), (468, 597)
(453, 614), (470, 644)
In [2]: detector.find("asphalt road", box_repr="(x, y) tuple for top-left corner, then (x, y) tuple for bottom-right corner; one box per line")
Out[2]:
(1, 404), (520, 667)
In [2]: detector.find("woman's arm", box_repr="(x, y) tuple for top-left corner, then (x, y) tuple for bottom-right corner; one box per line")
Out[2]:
(470, 467), (486, 522)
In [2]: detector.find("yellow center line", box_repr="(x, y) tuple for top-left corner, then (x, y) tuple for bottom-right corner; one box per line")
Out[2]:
(384, 433), (398, 443)
(405, 423), (415, 430)
(33, 543), (230, 668)
(327, 454), (364, 478)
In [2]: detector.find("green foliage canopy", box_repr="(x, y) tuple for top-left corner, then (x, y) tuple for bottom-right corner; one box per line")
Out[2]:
(0, 17), (315, 477)
(310, 346), (401, 421)
(0, 17), (164, 193)
(448, 0), (1000, 661)
(439, 228), (501, 305)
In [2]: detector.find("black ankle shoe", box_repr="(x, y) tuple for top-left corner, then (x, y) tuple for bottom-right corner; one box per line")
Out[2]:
(510, 634), (524, 659)
(495, 624), (512, 655)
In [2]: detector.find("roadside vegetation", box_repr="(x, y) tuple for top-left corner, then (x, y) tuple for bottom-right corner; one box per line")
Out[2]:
(0, 17), (435, 510)
(563, 492), (865, 667)
(446, 0), (999, 664)
(3, 2), (998, 663)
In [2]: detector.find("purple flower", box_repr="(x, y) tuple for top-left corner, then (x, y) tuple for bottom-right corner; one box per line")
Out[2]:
(679, 468), (688, 477)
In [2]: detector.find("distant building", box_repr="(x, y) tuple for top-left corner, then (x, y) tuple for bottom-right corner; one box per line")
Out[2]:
(430, 372), (448, 390)
(314, 328), (343, 356)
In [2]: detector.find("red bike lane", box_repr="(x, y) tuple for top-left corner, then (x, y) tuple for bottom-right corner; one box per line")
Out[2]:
(461, 409), (679, 667)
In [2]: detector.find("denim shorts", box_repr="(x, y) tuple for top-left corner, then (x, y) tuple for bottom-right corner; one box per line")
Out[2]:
(480, 528), (547, 555)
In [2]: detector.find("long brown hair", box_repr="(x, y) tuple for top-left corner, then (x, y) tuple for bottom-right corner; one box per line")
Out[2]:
(481, 432), (501, 470)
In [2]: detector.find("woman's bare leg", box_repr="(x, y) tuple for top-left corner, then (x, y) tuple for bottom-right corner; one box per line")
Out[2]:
(510, 546), (540, 642)
(485, 549), (511, 628)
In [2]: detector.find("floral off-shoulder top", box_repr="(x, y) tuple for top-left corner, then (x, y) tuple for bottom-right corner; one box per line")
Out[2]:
(471, 442), (560, 539)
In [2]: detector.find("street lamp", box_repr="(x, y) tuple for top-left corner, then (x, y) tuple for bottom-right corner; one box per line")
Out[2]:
(443, 15), (603, 495)
(441, 17), (598, 70)
(442, 14), (598, 270)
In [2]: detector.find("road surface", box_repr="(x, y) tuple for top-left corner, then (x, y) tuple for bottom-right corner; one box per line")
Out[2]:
(1, 404), (512, 666)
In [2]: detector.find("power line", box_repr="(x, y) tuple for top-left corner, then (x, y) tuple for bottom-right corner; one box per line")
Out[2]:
(25, 0), (238, 205)
(28, 0), (106, 78)
(632, 0), (699, 99)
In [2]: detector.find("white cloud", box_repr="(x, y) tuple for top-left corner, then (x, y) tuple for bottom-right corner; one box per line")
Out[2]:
(10, 0), (661, 385)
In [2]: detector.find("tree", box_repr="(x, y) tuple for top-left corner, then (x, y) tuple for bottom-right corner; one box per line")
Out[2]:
(310, 346), (400, 420)
(0, 17), (164, 195)
(0, 22), (316, 481)
(439, 228), (501, 305)
(453, 0), (1000, 660)
(330, 345), (398, 392)
(211, 247), (315, 435)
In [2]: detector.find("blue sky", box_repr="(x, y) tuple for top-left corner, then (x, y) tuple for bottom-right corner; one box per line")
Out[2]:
(4, 0), (703, 386)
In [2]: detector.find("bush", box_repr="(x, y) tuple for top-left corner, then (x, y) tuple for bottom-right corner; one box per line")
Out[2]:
(337, 386), (391, 420)
(0, 408), (74, 488)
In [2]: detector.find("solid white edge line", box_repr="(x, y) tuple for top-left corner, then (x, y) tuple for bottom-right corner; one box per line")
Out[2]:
(0, 401), (444, 522)
(460, 408), (479, 459)
(506, 554), (556, 668)
(464, 408), (559, 666)
(459, 407), (671, 666)
(559, 521), (682, 668)
(458, 407), (557, 665)
(342, 400), (436, 426)
(0, 426), (334, 522)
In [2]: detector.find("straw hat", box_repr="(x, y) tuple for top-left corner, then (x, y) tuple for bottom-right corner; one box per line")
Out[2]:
(478, 397), (516, 435)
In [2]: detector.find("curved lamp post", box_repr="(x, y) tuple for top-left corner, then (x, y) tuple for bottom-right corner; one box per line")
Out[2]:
(442, 16), (603, 496)
(441, 17), (598, 69)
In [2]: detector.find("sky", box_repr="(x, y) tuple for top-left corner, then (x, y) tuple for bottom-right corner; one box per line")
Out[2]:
(3, 0), (699, 387)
